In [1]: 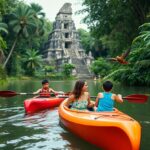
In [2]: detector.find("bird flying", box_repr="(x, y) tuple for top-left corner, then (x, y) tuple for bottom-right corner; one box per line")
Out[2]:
(107, 47), (131, 64)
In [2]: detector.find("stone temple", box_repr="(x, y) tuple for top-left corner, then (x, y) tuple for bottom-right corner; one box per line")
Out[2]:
(43, 3), (93, 78)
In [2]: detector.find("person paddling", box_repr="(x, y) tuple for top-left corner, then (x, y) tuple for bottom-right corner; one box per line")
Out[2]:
(33, 79), (63, 97)
(95, 80), (123, 112)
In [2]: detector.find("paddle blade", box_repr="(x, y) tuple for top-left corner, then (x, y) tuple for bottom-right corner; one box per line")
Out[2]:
(0, 91), (18, 97)
(123, 94), (148, 103)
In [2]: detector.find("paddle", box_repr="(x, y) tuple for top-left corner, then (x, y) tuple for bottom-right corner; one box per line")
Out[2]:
(58, 94), (148, 103)
(0, 90), (35, 97)
(0, 90), (69, 98)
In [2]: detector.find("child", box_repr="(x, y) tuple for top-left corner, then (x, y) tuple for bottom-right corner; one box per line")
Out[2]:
(66, 80), (94, 111)
(33, 79), (63, 97)
(95, 80), (123, 112)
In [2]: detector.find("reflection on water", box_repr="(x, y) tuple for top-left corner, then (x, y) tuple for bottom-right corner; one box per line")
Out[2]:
(0, 80), (150, 150)
(0, 106), (99, 150)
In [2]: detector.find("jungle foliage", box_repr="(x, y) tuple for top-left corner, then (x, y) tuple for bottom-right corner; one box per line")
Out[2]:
(0, 0), (52, 78)
(79, 0), (150, 85)
(0, 0), (150, 85)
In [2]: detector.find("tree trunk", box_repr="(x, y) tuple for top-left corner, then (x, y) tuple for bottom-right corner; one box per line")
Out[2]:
(0, 49), (5, 64)
(3, 36), (18, 68)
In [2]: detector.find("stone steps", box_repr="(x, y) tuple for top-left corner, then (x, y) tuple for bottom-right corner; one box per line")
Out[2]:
(70, 57), (92, 78)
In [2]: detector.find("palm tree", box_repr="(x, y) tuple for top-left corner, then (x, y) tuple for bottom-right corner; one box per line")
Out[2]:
(133, 23), (150, 46)
(23, 49), (43, 75)
(26, 3), (46, 48)
(3, 4), (37, 68)
(0, 17), (8, 34)
(31, 3), (46, 37)
(0, 16), (8, 64)
(30, 3), (45, 18)
(0, 37), (6, 64)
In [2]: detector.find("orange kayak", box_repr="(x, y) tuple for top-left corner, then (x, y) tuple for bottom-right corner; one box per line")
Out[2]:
(24, 97), (65, 114)
(59, 99), (141, 150)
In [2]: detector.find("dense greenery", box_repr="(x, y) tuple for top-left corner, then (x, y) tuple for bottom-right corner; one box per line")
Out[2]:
(80, 0), (150, 53)
(79, 0), (150, 85)
(78, 28), (107, 58)
(90, 58), (111, 77)
(62, 63), (75, 78)
(22, 49), (43, 76)
(112, 23), (150, 86)
(0, 0), (150, 85)
(0, 65), (6, 80)
(0, 0), (53, 79)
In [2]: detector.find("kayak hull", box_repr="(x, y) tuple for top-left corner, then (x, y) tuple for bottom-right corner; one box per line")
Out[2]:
(59, 99), (141, 150)
(24, 97), (65, 114)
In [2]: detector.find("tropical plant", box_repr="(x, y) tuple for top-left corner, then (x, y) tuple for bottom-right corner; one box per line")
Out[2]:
(0, 16), (8, 64)
(0, 64), (6, 80)
(0, 17), (8, 34)
(133, 23), (150, 47)
(79, 0), (150, 56)
(111, 22), (150, 86)
(90, 58), (112, 77)
(22, 49), (43, 76)
(0, 36), (7, 63)
(30, 3), (46, 36)
(3, 4), (37, 68)
(78, 28), (105, 58)
(30, 3), (45, 18)
(62, 63), (75, 77)
(44, 65), (55, 76)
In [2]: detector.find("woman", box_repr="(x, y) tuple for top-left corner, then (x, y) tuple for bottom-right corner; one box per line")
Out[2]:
(66, 80), (94, 111)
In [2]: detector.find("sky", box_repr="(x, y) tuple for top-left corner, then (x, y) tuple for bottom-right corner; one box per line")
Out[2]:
(24, 0), (88, 30)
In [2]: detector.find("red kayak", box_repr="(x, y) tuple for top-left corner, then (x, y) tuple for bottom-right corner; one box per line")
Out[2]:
(24, 96), (65, 114)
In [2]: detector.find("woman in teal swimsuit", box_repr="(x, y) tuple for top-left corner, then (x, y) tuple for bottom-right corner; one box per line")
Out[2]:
(66, 80), (94, 111)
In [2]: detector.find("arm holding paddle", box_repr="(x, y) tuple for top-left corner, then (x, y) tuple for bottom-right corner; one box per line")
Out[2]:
(33, 79), (64, 97)
(114, 94), (123, 103)
(33, 89), (41, 95)
(95, 81), (123, 112)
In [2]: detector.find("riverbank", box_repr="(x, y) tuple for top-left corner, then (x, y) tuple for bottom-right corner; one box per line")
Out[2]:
(0, 75), (76, 84)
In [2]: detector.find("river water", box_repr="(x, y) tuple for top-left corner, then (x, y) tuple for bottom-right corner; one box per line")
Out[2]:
(0, 80), (150, 150)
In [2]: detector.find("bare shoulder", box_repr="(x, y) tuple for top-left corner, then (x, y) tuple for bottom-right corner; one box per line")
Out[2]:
(112, 93), (116, 100)
(68, 94), (75, 101)
(66, 94), (75, 106)
(97, 92), (103, 98)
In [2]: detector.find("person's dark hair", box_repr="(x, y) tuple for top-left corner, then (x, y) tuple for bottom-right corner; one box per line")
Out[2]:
(42, 79), (49, 85)
(72, 80), (85, 99)
(103, 81), (113, 92)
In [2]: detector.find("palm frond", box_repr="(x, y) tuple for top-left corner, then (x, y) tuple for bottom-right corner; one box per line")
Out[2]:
(103, 68), (128, 81)
(135, 60), (150, 67)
